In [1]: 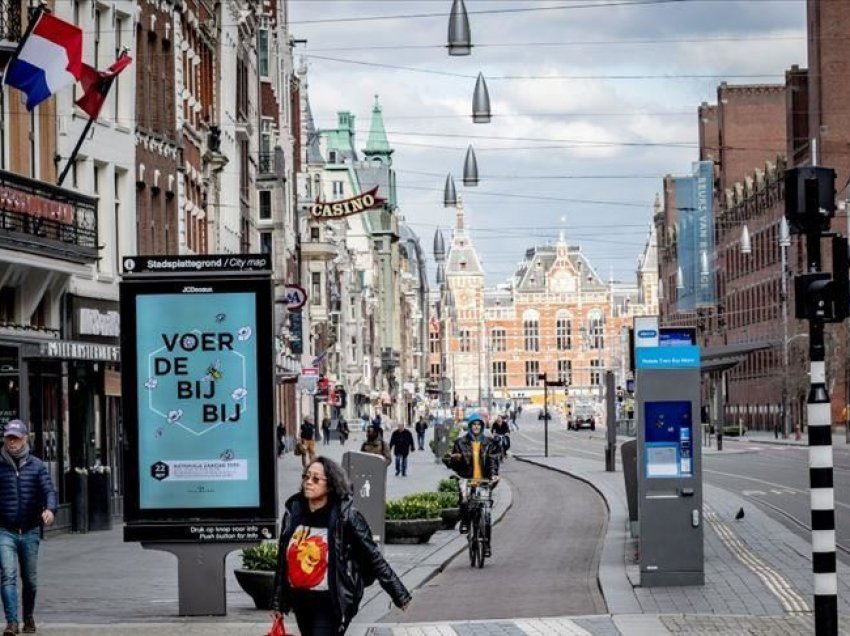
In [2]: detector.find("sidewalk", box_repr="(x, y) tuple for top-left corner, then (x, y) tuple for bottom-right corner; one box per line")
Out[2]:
(34, 428), (513, 635)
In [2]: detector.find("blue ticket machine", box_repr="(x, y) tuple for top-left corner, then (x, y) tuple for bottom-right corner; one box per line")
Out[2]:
(636, 345), (704, 586)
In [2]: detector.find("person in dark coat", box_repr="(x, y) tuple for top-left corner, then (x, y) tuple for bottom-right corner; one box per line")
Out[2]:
(272, 457), (410, 634)
(336, 419), (349, 446)
(321, 417), (331, 446)
(0, 420), (57, 636)
(414, 417), (428, 451)
(360, 424), (391, 467)
(276, 422), (286, 458)
(388, 422), (415, 477)
(299, 416), (317, 468)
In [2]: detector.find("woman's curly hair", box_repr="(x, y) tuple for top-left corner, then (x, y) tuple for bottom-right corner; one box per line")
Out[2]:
(304, 456), (351, 500)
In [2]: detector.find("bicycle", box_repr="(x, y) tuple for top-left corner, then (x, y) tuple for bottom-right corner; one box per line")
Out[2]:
(465, 479), (493, 568)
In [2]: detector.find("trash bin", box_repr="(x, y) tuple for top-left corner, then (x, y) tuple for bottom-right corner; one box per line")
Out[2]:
(64, 469), (89, 533)
(620, 440), (638, 538)
(87, 469), (113, 531)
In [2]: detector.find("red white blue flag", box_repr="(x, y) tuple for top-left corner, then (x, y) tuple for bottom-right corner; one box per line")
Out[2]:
(2, 12), (83, 110)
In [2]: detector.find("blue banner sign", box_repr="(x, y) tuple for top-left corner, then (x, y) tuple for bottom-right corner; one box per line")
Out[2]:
(636, 345), (701, 370)
(675, 161), (716, 311)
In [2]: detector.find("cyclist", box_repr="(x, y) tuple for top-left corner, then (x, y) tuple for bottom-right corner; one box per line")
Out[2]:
(490, 415), (511, 459)
(443, 413), (500, 555)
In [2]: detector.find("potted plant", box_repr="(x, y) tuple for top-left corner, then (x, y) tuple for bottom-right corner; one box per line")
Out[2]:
(415, 490), (461, 530)
(235, 541), (278, 610)
(385, 494), (443, 544)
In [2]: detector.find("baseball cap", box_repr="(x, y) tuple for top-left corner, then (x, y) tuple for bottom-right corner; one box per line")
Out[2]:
(3, 419), (28, 438)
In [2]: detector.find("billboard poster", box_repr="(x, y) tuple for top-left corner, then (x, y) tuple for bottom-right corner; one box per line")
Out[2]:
(120, 257), (276, 542)
(136, 292), (259, 510)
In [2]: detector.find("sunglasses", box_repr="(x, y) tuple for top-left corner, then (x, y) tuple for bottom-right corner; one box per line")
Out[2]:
(302, 472), (327, 484)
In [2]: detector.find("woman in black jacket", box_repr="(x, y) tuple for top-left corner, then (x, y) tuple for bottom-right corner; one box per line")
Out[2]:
(272, 457), (410, 634)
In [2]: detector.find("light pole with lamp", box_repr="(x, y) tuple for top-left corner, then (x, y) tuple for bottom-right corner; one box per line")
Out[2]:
(741, 217), (793, 439)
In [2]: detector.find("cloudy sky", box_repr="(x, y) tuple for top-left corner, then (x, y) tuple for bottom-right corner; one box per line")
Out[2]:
(288, 0), (806, 286)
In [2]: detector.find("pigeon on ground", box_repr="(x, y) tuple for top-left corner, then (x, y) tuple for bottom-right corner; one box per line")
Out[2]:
(734, 507), (745, 521)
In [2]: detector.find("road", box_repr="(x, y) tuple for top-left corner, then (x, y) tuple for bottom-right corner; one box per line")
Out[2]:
(380, 458), (607, 622)
(509, 407), (850, 561)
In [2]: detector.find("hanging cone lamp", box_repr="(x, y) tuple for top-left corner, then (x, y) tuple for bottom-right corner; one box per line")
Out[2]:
(443, 174), (457, 207)
(447, 0), (472, 56)
(740, 225), (752, 255)
(676, 266), (685, 290)
(463, 145), (479, 186)
(472, 73), (491, 123)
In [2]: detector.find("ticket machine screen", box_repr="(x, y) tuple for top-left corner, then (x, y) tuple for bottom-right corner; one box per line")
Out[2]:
(644, 400), (693, 479)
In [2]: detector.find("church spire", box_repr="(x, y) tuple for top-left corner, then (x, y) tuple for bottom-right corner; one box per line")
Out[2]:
(364, 94), (394, 165)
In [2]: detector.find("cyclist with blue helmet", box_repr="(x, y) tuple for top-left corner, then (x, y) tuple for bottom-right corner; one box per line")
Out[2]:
(443, 413), (500, 543)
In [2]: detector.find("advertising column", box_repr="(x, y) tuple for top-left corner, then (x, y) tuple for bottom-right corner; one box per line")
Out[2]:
(120, 254), (276, 615)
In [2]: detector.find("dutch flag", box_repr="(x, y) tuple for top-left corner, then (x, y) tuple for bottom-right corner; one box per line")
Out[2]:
(2, 11), (83, 110)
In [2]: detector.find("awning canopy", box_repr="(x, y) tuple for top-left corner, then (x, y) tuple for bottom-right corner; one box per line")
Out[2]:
(700, 340), (776, 374)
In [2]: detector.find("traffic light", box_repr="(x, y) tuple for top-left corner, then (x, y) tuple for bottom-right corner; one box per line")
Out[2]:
(794, 236), (849, 323)
(785, 166), (835, 234)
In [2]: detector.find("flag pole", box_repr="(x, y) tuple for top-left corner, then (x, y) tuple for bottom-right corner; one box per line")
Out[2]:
(57, 48), (130, 188)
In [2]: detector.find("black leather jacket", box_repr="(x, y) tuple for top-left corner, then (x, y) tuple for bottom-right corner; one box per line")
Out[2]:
(272, 494), (410, 627)
(442, 433), (500, 479)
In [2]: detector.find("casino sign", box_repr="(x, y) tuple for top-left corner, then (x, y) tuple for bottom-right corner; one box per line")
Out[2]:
(310, 187), (385, 220)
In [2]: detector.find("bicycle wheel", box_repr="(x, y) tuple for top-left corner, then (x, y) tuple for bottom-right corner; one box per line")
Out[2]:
(476, 513), (488, 568)
(468, 515), (480, 567)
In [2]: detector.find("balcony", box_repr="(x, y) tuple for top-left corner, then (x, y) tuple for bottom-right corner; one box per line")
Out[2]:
(0, 0), (22, 55)
(301, 240), (337, 261)
(0, 170), (98, 264)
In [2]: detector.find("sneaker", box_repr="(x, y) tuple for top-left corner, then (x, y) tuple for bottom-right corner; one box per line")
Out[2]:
(21, 618), (35, 634)
(3, 622), (18, 636)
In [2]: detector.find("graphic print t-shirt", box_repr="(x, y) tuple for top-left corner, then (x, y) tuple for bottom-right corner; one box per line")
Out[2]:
(287, 505), (331, 593)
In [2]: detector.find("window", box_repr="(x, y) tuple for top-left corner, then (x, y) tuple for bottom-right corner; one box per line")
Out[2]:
(493, 361), (507, 388)
(429, 330), (440, 354)
(310, 226), (320, 241)
(588, 310), (605, 349)
(259, 191), (271, 220)
(332, 181), (344, 197)
(523, 310), (539, 352)
(556, 311), (572, 351)
(459, 330), (472, 353)
(258, 28), (269, 77)
(311, 272), (322, 306)
(557, 360), (572, 386)
(525, 361), (540, 387)
(430, 363), (441, 378)
(114, 16), (124, 121)
(590, 359), (603, 386)
(490, 329), (506, 352)
(328, 151), (338, 164)
(260, 232), (272, 254)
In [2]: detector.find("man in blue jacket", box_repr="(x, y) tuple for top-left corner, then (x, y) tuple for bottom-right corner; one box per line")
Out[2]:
(0, 420), (56, 636)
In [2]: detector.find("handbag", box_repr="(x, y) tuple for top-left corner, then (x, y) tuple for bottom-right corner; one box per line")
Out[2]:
(294, 441), (304, 457)
(266, 614), (288, 636)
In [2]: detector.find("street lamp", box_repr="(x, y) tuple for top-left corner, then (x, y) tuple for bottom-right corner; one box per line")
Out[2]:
(463, 145), (479, 186)
(447, 0), (472, 56)
(443, 174), (457, 207)
(472, 72), (491, 123)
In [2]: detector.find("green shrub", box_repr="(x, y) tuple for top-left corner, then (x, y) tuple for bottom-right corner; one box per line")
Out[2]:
(438, 478), (457, 493)
(241, 541), (278, 571)
(385, 494), (442, 520)
(414, 490), (458, 509)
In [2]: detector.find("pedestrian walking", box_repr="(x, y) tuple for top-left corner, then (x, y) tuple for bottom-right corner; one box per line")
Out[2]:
(414, 417), (428, 451)
(272, 457), (410, 634)
(360, 413), (369, 432)
(276, 421), (286, 458)
(336, 419), (349, 446)
(321, 417), (331, 446)
(0, 420), (57, 636)
(299, 416), (318, 469)
(361, 424), (391, 467)
(388, 421), (415, 477)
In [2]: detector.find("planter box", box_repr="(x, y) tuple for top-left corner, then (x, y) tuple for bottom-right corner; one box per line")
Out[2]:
(234, 569), (275, 610)
(385, 518), (443, 544)
(441, 507), (461, 530)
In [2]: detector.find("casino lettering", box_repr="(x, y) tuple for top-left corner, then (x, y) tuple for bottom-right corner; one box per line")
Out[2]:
(310, 187), (384, 219)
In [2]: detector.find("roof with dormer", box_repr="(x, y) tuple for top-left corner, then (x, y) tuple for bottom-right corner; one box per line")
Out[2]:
(511, 235), (605, 293)
(445, 199), (484, 277)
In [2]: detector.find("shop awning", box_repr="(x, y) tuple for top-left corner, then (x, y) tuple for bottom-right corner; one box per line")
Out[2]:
(700, 340), (776, 374)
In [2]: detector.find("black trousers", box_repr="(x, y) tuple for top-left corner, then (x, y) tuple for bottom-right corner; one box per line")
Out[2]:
(293, 606), (343, 635)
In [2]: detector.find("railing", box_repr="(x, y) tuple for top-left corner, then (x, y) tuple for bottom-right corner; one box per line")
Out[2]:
(258, 152), (274, 175)
(0, 0), (22, 44)
(0, 169), (98, 263)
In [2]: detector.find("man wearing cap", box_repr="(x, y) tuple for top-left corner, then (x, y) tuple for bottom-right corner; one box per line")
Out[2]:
(0, 420), (56, 635)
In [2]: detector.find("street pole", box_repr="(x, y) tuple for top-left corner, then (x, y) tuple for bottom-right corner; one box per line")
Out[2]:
(542, 372), (549, 458)
(780, 224), (790, 440)
(801, 175), (837, 636)
(605, 370), (616, 471)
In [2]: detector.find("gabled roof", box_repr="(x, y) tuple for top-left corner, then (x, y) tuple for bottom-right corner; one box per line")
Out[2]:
(445, 201), (484, 277)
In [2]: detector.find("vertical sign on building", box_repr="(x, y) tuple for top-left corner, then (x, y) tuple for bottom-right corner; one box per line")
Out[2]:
(675, 161), (716, 312)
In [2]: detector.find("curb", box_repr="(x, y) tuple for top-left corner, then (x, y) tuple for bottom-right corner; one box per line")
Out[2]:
(513, 455), (642, 615)
(351, 477), (514, 631)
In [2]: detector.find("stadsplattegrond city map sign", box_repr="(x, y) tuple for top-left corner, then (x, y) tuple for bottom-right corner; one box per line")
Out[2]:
(120, 255), (276, 543)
